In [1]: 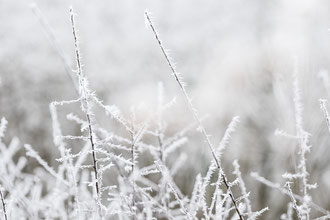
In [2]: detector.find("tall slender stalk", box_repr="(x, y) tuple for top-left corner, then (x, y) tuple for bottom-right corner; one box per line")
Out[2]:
(69, 8), (102, 218)
(292, 66), (310, 219)
(144, 11), (244, 220)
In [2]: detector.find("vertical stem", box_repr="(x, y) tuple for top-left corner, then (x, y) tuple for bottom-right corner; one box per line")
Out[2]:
(87, 114), (100, 197)
(70, 8), (102, 218)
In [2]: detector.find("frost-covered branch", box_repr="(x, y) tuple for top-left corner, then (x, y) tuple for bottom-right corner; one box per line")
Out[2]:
(284, 182), (303, 220)
(233, 160), (252, 217)
(251, 172), (329, 215)
(145, 11), (243, 219)
(69, 8), (102, 216)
